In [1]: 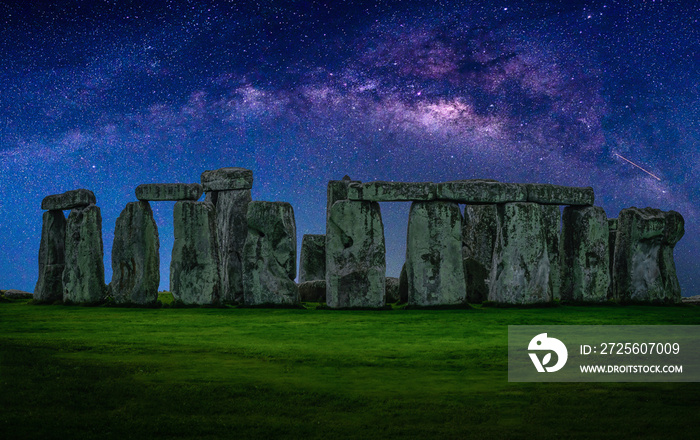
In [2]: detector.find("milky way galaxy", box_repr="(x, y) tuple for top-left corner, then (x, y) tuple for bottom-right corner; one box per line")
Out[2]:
(1, 0), (698, 295)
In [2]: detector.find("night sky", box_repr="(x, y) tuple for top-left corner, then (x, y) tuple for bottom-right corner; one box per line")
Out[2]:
(1, 0), (698, 296)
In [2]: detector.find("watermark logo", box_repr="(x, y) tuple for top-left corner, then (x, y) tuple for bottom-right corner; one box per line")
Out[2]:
(510, 326), (699, 382)
(528, 333), (568, 373)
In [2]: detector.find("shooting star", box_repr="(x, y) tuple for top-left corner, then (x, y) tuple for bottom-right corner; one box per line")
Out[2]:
(614, 153), (661, 181)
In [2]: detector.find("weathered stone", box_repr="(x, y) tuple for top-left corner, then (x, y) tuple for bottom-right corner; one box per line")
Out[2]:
(41, 189), (96, 211)
(170, 201), (220, 305)
(135, 183), (202, 201)
(299, 234), (326, 282)
(34, 210), (66, 302)
(110, 201), (160, 305)
(488, 202), (551, 304)
(436, 180), (527, 203)
(406, 201), (466, 306)
(608, 218), (618, 284)
(398, 263), (408, 304)
(63, 205), (106, 303)
(201, 167), (253, 191)
(208, 189), (252, 303)
(385, 277), (400, 303)
(541, 205), (562, 301)
(462, 204), (497, 304)
(3, 289), (33, 299)
(327, 177), (360, 221)
(613, 207), (685, 303)
(525, 184), (594, 206)
(348, 181), (436, 202)
(682, 295), (700, 304)
(299, 280), (326, 302)
(243, 201), (298, 305)
(326, 200), (386, 308)
(561, 206), (610, 302)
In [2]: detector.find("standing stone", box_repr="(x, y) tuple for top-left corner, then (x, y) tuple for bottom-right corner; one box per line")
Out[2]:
(201, 167), (254, 304)
(170, 201), (220, 305)
(398, 263), (408, 304)
(462, 204), (497, 303)
(326, 200), (386, 308)
(299, 234), (326, 282)
(612, 207), (685, 303)
(608, 218), (618, 289)
(34, 210), (66, 302)
(326, 176), (360, 221)
(561, 206), (610, 302)
(541, 205), (562, 301)
(488, 202), (551, 304)
(298, 280), (326, 302)
(209, 190), (252, 303)
(242, 201), (298, 305)
(406, 201), (466, 306)
(385, 277), (400, 303)
(110, 201), (160, 305)
(63, 205), (106, 303)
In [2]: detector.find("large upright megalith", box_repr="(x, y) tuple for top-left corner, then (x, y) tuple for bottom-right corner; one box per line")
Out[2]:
(298, 280), (326, 302)
(209, 190), (251, 303)
(63, 204), (106, 303)
(327, 176), (360, 221)
(111, 201), (160, 305)
(326, 200), (386, 308)
(34, 210), (66, 302)
(170, 201), (220, 305)
(462, 204), (497, 303)
(385, 277), (400, 303)
(299, 234), (326, 282)
(242, 201), (298, 305)
(398, 263), (408, 304)
(406, 201), (466, 306)
(488, 202), (551, 304)
(541, 205), (562, 301)
(608, 218), (618, 284)
(561, 206), (610, 302)
(201, 167), (253, 304)
(613, 207), (684, 303)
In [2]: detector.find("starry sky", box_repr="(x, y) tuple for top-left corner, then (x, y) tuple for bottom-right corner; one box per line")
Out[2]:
(1, 0), (698, 295)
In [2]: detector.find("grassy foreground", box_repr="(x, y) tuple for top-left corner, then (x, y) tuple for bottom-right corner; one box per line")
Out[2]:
(2, 298), (700, 439)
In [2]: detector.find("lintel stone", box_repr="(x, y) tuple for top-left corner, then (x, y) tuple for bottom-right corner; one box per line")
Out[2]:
(348, 181), (436, 202)
(201, 167), (253, 191)
(135, 183), (203, 201)
(41, 189), (96, 210)
(436, 180), (527, 203)
(525, 183), (594, 206)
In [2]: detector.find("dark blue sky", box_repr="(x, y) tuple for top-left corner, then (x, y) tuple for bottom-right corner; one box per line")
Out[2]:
(1, 0), (698, 295)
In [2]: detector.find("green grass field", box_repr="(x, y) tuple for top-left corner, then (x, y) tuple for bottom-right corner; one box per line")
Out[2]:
(2, 297), (700, 439)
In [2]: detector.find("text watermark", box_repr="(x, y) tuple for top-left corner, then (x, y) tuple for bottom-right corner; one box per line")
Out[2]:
(508, 325), (700, 382)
